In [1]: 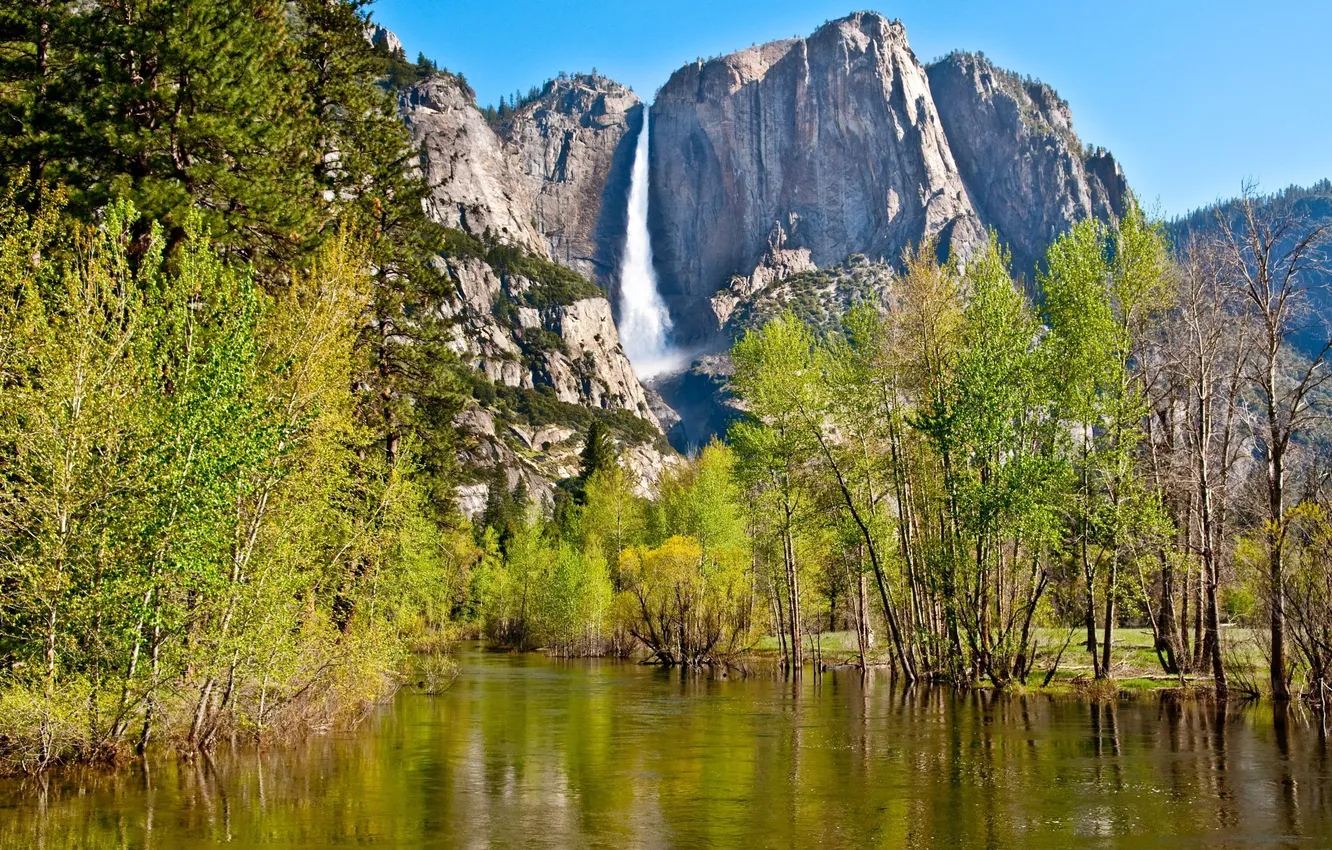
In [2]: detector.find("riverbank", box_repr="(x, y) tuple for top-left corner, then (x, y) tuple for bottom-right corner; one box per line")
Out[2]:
(0, 625), (1268, 780)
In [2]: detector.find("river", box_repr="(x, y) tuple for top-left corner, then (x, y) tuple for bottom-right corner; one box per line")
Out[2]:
(3, 644), (1331, 848)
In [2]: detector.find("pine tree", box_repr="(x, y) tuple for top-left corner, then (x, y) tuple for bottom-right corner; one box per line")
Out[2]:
(289, 0), (463, 501)
(579, 420), (617, 481)
(59, 0), (317, 265)
(0, 0), (80, 205)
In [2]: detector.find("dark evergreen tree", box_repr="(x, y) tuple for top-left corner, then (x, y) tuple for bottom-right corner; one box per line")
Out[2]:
(0, 0), (80, 206)
(580, 420), (617, 481)
(290, 0), (464, 505)
(72, 0), (316, 264)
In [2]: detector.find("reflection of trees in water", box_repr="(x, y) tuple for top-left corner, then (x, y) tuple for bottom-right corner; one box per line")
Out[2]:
(6, 658), (1332, 847)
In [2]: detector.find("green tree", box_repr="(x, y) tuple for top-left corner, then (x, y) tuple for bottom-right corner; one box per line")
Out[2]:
(580, 420), (618, 482)
(1040, 218), (1117, 675)
(731, 315), (822, 673)
(933, 235), (1061, 685)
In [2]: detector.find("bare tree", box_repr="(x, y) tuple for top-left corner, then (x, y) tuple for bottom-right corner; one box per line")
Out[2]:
(1165, 236), (1256, 697)
(1217, 183), (1331, 700)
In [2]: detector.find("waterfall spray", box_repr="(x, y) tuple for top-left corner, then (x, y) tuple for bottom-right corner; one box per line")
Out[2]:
(617, 111), (678, 377)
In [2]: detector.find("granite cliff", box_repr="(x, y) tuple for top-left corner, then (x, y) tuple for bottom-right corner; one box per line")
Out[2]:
(394, 71), (672, 510)
(401, 72), (641, 287)
(384, 10), (1134, 459)
(650, 12), (983, 342)
(649, 12), (1127, 344)
(497, 74), (643, 287)
(926, 51), (1127, 278)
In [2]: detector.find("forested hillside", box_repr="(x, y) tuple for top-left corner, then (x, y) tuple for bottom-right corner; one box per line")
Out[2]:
(1169, 181), (1332, 356)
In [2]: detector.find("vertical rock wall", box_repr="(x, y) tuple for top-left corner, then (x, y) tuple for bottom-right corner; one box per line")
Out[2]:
(650, 12), (984, 342)
(649, 12), (1129, 343)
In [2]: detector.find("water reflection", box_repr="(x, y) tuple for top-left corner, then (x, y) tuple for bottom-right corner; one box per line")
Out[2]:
(3, 645), (1331, 848)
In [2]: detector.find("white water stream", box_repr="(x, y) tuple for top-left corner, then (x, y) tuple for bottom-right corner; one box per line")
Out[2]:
(616, 113), (681, 378)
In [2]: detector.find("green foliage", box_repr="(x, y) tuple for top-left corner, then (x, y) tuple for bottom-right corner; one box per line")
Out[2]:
(580, 420), (618, 481)
(2, 0), (316, 264)
(483, 382), (664, 449)
(471, 508), (612, 655)
(623, 444), (753, 665)
(0, 198), (473, 772)
(482, 242), (603, 309)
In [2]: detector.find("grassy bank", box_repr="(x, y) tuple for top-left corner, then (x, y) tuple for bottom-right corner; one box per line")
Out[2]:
(744, 627), (1268, 699)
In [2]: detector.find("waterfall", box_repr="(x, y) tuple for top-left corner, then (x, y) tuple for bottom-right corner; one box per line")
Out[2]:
(617, 111), (677, 378)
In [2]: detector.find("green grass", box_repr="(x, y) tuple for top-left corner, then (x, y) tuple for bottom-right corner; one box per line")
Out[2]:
(742, 626), (1269, 699)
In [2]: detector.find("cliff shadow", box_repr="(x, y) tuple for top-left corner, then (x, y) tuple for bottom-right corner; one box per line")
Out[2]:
(593, 101), (643, 304)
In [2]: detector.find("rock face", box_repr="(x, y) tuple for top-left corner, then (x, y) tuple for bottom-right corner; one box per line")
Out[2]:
(650, 12), (1128, 344)
(400, 72), (641, 284)
(498, 75), (642, 287)
(651, 12), (984, 342)
(364, 23), (402, 57)
(926, 51), (1127, 277)
(400, 75), (549, 254)
(709, 221), (816, 328)
(549, 297), (658, 418)
(394, 70), (675, 502)
(435, 256), (659, 428)
(434, 251), (674, 510)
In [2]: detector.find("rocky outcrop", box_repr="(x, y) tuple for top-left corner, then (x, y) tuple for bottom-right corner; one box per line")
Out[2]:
(498, 75), (642, 287)
(549, 297), (658, 419)
(437, 250), (676, 508)
(650, 12), (985, 343)
(435, 256), (659, 428)
(721, 254), (893, 340)
(364, 23), (402, 57)
(453, 406), (679, 521)
(399, 72), (641, 286)
(709, 220), (816, 329)
(925, 51), (1128, 277)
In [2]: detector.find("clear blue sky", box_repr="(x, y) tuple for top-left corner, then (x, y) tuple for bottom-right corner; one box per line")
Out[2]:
(369, 0), (1331, 217)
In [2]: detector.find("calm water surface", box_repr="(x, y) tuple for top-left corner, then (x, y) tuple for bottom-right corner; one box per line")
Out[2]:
(4, 644), (1332, 848)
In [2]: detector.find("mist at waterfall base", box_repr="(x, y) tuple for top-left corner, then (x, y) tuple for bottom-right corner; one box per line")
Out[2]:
(616, 113), (690, 379)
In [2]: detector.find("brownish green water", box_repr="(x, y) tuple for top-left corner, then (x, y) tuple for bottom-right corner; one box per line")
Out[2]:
(4, 644), (1332, 848)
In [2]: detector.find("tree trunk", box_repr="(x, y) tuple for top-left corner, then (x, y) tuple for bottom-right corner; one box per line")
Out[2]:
(856, 572), (869, 670)
(783, 522), (802, 675)
(1269, 443), (1289, 700)
(1101, 548), (1119, 679)
(1197, 399), (1228, 697)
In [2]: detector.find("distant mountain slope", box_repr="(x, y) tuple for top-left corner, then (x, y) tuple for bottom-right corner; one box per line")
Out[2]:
(1167, 180), (1332, 356)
